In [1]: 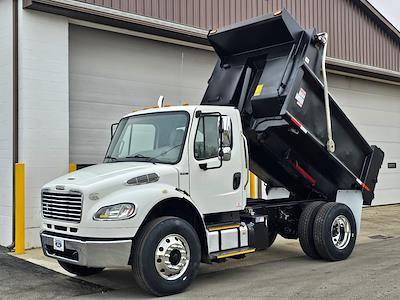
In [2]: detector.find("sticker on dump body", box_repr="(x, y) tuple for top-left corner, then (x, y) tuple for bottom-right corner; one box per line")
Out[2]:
(254, 84), (264, 96)
(295, 87), (307, 108)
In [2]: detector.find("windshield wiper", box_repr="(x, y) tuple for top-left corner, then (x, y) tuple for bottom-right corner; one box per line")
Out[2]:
(104, 155), (118, 161)
(125, 154), (157, 164)
(123, 144), (183, 164)
(125, 154), (152, 159)
(148, 144), (183, 163)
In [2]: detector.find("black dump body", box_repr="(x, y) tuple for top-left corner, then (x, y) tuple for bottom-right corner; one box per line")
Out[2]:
(201, 10), (384, 205)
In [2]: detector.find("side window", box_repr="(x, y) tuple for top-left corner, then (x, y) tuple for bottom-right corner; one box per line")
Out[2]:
(194, 116), (219, 160)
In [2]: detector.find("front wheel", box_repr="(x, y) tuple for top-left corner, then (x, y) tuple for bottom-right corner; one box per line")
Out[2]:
(58, 261), (104, 276)
(313, 202), (357, 261)
(132, 217), (201, 296)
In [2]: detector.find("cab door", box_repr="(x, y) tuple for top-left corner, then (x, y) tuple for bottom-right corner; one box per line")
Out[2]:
(188, 107), (246, 214)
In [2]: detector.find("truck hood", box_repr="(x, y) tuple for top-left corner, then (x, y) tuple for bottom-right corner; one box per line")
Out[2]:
(43, 162), (180, 192)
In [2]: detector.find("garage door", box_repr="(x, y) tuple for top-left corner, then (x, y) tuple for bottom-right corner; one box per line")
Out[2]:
(69, 25), (216, 165)
(328, 73), (400, 205)
(69, 25), (398, 205)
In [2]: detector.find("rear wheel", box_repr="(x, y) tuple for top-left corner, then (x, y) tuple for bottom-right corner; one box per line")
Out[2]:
(313, 202), (357, 261)
(298, 201), (325, 259)
(58, 261), (104, 276)
(132, 217), (201, 296)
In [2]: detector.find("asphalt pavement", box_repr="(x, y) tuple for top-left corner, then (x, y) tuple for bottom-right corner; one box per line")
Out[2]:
(2, 204), (400, 299)
(68, 237), (400, 299)
(0, 247), (108, 299)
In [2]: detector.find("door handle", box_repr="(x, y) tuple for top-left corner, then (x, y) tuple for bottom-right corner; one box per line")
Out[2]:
(233, 172), (241, 190)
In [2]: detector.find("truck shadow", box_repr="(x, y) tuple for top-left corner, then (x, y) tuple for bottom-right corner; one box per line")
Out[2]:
(80, 241), (311, 297)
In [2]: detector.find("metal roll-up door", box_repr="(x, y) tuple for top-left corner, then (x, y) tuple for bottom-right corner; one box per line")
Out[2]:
(328, 73), (400, 205)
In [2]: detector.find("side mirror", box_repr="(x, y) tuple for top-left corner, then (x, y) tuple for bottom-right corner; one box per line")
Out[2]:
(219, 116), (232, 161)
(111, 122), (118, 139)
(221, 147), (232, 161)
(220, 116), (232, 148)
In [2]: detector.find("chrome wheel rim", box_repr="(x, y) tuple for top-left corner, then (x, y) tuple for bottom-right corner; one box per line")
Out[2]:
(331, 215), (351, 250)
(155, 234), (190, 280)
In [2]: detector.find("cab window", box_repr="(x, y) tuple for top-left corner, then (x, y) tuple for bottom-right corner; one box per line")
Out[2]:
(105, 111), (189, 164)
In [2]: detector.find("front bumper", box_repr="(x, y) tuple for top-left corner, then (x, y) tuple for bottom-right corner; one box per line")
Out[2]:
(40, 232), (133, 268)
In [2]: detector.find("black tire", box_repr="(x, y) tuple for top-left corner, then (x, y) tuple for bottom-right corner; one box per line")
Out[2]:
(132, 217), (201, 296)
(298, 201), (326, 259)
(58, 261), (104, 276)
(267, 230), (278, 248)
(313, 202), (357, 261)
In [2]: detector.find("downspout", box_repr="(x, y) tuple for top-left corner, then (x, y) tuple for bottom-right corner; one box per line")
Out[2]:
(8, 0), (19, 250)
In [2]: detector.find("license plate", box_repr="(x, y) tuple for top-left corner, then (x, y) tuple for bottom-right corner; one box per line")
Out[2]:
(53, 238), (64, 252)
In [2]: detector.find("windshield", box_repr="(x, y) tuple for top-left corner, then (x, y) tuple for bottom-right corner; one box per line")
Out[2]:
(105, 111), (189, 164)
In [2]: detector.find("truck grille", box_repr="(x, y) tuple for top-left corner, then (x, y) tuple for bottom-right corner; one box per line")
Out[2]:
(42, 190), (82, 223)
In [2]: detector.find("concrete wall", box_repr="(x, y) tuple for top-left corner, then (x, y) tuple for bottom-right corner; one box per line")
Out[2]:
(0, 0), (14, 247)
(18, 5), (69, 248)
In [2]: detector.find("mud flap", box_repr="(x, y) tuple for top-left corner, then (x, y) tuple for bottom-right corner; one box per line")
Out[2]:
(336, 190), (363, 234)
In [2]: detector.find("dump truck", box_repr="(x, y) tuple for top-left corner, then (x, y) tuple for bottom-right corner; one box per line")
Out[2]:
(40, 10), (384, 296)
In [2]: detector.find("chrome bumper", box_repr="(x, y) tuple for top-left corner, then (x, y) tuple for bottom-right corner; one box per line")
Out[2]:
(40, 232), (132, 268)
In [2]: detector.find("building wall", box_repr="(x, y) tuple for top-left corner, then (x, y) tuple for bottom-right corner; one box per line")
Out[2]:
(18, 5), (69, 248)
(0, 0), (14, 247)
(7, 2), (400, 248)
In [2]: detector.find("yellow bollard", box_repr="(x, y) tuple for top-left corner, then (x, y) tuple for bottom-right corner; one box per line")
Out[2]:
(69, 163), (77, 173)
(15, 163), (25, 255)
(249, 172), (257, 199)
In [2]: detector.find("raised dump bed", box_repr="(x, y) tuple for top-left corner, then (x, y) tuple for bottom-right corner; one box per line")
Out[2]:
(201, 10), (384, 204)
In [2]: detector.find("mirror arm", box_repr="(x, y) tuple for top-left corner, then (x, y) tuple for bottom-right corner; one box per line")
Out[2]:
(219, 115), (223, 160)
(199, 163), (208, 170)
(111, 122), (119, 138)
(198, 156), (223, 171)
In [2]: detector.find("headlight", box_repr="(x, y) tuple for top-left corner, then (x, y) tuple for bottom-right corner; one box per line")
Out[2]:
(93, 203), (135, 221)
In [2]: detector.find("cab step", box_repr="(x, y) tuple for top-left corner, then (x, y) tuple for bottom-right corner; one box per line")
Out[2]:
(207, 223), (240, 232)
(211, 247), (256, 260)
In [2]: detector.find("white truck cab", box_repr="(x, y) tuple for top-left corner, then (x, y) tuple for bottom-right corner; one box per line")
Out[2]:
(41, 105), (251, 293)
